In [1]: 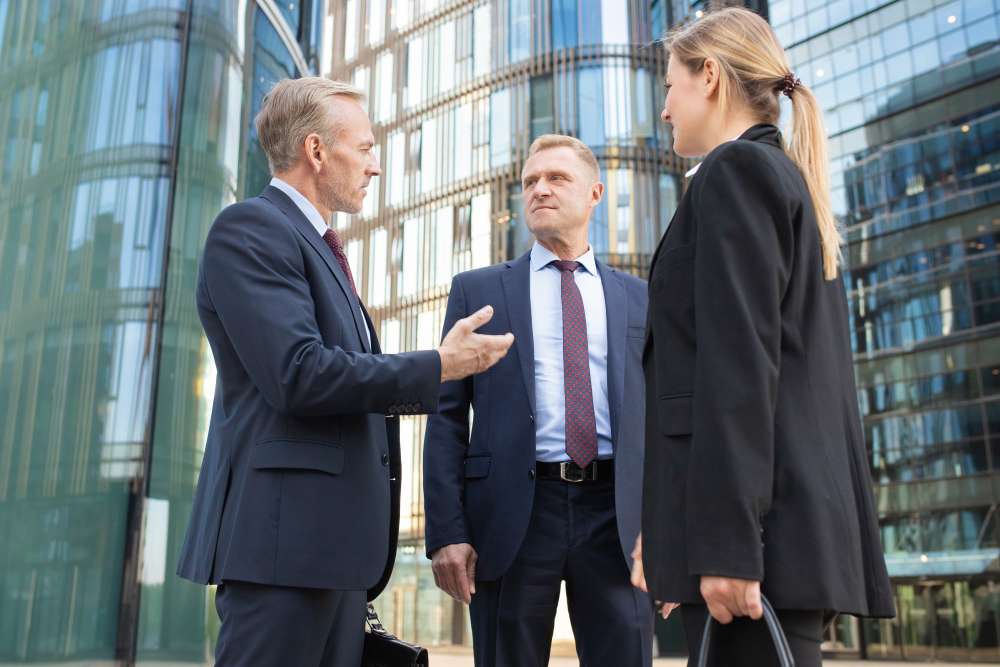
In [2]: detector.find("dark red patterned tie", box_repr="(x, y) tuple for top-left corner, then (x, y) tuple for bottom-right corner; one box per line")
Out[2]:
(323, 228), (359, 299)
(551, 260), (598, 469)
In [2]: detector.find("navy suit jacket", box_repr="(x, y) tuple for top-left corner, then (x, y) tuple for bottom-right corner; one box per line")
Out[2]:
(176, 186), (441, 600)
(423, 251), (648, 580)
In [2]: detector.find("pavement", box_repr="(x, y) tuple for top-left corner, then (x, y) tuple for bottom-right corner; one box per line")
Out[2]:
(427, 649), (979, 666)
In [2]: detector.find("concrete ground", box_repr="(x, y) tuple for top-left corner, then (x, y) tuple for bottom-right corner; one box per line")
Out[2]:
(427, 648), (979, 666)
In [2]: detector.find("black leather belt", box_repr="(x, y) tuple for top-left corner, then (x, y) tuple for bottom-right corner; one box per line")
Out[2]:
(535, 459), (614, 483)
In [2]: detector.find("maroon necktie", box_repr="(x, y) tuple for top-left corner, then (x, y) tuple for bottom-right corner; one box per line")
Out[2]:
(323, 228), (359, 299)
(551, 260), (598, 469)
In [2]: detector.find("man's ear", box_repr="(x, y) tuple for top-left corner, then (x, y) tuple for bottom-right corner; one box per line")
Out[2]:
(305, 133), (324, 172)
(589, 181), (605, 208)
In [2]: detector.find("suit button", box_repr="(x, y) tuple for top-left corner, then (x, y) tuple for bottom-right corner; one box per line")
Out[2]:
(529, 413), (534, 422)
(381, 454), (390, 466)
(528, 468), (535, 480)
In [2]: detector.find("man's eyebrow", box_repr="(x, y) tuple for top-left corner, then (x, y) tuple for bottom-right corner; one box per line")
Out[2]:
(523, 168), (573, 181)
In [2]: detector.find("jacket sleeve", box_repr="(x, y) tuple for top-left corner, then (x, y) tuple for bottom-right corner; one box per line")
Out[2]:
(201, 204), (441, 417)
(685, 143), (794, 581)
(422, 275), (474, 557)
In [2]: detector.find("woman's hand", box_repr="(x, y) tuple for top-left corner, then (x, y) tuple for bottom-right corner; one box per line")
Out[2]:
(630, 534), (680, 620)
(700, 576), (762, 624)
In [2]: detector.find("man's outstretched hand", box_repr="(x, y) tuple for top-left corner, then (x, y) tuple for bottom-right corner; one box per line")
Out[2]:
(438, 305), (514, 382)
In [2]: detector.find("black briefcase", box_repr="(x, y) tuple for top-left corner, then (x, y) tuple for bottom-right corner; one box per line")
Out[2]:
(361, 602), (429, 667)
(696, 595), (795, 667)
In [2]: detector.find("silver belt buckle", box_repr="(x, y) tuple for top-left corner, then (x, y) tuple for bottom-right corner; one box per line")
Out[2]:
(560, 462), (587, 483)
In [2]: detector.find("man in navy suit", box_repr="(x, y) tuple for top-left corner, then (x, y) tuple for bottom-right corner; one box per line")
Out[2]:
(424, 134), (653, 666)
(175, 77), (513, 667)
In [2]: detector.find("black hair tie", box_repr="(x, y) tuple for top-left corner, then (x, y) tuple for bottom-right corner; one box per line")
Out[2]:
(779, 72), (801, 97)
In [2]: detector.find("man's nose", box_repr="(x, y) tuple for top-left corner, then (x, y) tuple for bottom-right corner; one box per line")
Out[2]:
(368, 156), (382, 176)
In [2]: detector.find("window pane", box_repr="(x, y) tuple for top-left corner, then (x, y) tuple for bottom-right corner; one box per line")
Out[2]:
(509, 0), (530, 63)
(368, 0), (385, 46)
(405, 35), (424, 109)
(439, 20), (456, 94)
(578, 67), (603, 146)
(530, 75), (554, 140)
(602, 0), (628, 43)
(473, 4), (491, 77)
(490, 88), (512, 167)
(344, 0), (358, 62)
(375, 51), (394, 123)
(471, 192), (492, 268)
(552, 0), (577, 50)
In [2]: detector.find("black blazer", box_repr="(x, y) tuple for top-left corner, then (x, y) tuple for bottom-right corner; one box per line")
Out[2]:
(423, 252), (648, 579)
(642, 124), (894, 617)
(176, 186), (441, 600)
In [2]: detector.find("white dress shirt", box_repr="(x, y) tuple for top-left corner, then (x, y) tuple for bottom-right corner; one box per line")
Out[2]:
(270, 177), (371, 348)
(529, 242), (614, 463)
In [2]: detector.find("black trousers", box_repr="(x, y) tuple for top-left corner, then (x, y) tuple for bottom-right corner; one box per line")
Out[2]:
(681, 604), (826, 667)
(469, 477), (653, 667)
(214, 580), (366, 667)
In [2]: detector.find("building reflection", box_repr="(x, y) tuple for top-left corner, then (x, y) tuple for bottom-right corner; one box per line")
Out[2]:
(777, 0), (1000, 660)
(0, 1), (327, 663)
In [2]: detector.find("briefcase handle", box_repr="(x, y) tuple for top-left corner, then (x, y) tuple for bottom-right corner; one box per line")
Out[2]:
(697, 595), (795, 667)
(366, 603), (390, 636)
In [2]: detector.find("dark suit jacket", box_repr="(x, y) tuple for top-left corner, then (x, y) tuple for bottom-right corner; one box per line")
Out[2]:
(423, 251), (648, 580)
(176, 185), (441, 600)
(641, 124), (894, 617)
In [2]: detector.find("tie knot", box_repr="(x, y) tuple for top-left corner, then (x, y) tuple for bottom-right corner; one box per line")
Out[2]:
(551, 260), (581, 274)
(323, 228), (344, 254)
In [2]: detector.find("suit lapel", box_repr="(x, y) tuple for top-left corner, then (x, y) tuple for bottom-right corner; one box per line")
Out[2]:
(645, 185), (692, 360)
(647, 210), (679, 282)
(500, 253), (536, 414)
(598, 261), (626, 449)
(261, 187), (372, 353)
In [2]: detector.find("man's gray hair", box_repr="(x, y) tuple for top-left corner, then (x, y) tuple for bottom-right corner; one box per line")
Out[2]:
(255, 77), (365, 174)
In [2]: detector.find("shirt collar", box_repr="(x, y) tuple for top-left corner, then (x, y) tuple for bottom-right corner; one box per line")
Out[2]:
(270, 177), (329, 237)
(684, 134), (745, 179)
(529, 241), (598, 276)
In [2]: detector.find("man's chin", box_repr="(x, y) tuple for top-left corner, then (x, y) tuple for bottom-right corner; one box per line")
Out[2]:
(333, 200), (363, 215)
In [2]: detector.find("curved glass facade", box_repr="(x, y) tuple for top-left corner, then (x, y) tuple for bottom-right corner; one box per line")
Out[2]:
(0, 0), (324, 663)
(778, 0), (1000, 660)
(330, 0), (681, 648)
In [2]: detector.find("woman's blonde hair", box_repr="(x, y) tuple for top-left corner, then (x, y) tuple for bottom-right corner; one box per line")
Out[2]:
(666, 7), (841, 280)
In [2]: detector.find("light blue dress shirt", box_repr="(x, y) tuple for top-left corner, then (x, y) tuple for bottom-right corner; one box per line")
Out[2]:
(529, 242), (613, 463)
(270, 177), (371, 348)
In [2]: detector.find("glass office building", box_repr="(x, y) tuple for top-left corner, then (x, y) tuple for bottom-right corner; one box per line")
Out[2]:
(0, 0), (330, 663)
(13, 0), (996, 662)
(773, 0), (1000, 660)
(328, 0), (681, 648)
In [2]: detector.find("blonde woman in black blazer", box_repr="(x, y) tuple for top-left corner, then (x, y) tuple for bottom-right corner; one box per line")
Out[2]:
(629, 8), (895, 666)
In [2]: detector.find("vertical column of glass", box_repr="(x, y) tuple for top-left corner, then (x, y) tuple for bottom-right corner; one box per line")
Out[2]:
(135, 1), (313, 662)
(134, 1), (253, 662)
(0, 1), (185, 662)
(244, 8), (301, 198)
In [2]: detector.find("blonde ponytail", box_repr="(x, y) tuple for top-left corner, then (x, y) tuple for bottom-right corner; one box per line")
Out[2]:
(786, 84), (841, 280)
(665, 7), (843, 280)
